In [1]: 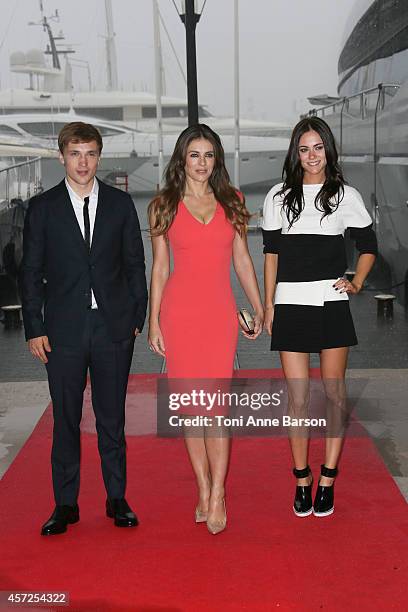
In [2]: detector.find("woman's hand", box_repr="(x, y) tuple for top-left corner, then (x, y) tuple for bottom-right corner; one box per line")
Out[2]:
(333, 278), (362, 295)
(252, 310), (264, 339)
(240, 309), (264, 340)
(263, 305), (274, 336)
(148, 321), (166, 357)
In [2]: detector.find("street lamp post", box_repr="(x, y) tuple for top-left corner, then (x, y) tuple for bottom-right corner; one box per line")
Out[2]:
(177, 1), (203, 126)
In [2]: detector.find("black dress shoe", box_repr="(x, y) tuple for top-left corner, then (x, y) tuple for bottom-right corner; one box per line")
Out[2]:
(313, 465), (338, 517)
(41, 504), (79, 536)
(106, 498), (138, 527)
(293, 466), (313, 517)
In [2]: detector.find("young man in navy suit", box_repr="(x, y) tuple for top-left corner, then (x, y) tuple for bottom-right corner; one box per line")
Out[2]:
(21, 122), (148, 535)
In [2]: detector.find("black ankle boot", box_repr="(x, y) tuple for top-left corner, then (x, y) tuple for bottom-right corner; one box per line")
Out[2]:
(313, 465), (338, 517)
(293, 465), (313, 517)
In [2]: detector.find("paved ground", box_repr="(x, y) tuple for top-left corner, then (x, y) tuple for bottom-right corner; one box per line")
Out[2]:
(1, 194), (407, 500)
(0, 381), (50, 479)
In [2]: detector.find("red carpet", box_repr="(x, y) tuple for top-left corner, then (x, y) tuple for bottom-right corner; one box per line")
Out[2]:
(0, 372), (407, 611)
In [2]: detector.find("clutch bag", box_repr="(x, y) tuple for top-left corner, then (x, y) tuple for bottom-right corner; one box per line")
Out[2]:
(238, 308), (255, 334)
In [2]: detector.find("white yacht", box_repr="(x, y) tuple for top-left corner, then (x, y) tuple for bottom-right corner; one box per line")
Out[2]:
(0, 112), (289, 193)
(307, 0), (408, 304)
(0, 85), (290, 139)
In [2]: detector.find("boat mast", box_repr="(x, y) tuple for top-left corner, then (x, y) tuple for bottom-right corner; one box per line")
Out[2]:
(234, 0), (240, 188)
(157, 8), (167, 96)
(39, 1), (60, 69)
(29, 0), (75, 91)
(104, 0), (118, 90)
(159, 10), (184, 91)
(153, 0), (164, 189)
(39, 1), (75, 72)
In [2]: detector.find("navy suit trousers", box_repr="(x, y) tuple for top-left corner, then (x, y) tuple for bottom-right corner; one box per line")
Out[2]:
(45, 309), (135, 505)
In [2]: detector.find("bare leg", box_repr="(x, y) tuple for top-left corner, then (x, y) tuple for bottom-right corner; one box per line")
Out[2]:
(183, 427), (211, 514)
(319, 347), (349, 486)
(205, 424), (230, 525)
(280, 351), (311, 486)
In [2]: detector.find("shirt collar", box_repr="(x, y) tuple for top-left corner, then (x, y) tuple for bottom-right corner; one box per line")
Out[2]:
(65, 177), (99, 203)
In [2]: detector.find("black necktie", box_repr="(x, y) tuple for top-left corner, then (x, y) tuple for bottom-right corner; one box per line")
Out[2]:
(83, 196), (91, 251)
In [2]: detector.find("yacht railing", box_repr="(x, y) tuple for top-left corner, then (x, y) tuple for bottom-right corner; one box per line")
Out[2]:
(0, 157), (43, 204)
(307, 83), (400, 122)
(307, 83), (401, 229)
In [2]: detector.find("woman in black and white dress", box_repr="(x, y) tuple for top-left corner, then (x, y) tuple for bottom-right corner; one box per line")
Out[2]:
(262, 116), (377, 517)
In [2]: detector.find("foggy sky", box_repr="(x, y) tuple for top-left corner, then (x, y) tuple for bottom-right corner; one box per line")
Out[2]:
(0, 0), (358, 123)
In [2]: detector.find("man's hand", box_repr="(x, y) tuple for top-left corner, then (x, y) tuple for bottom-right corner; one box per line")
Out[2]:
(135, 328), (140, 337)
(28, 336), (52, 363)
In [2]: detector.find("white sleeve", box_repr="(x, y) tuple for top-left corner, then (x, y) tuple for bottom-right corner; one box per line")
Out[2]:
(261, 183), (283, 231)
(342, 187), (373, 229)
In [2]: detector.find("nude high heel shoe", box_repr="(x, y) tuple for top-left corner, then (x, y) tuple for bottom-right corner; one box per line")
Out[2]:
(195, 507), (208, 523)
(195, 477), (211, 523)
(207, 499), (227, 535)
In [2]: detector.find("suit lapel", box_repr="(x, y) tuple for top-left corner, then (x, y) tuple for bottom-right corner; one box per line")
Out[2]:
(55, 180), (89, 257)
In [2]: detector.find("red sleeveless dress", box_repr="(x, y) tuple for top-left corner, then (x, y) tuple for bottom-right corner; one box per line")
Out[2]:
(160, 201), (238, 379)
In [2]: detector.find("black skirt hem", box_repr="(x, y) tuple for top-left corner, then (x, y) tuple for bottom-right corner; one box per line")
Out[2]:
(270, 301), (358, 354)
(270, 340), (358, 354)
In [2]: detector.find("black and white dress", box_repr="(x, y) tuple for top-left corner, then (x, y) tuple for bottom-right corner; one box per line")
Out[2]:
(262, 183), (378, 353)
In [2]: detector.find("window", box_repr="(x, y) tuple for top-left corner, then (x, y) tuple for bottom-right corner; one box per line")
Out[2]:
(18, 121), (124, 139)
(142, 105), (189, 119)
(0, 124), (21, 136)
(390, 48), (408, 84)
(141, 105), (212, 119)
(199, 106), (212, 118)
(74, 107), (124, 121)
(17, 122), (67, 138)
(94, 125), (124, 137)
(0, 107), (70, 114)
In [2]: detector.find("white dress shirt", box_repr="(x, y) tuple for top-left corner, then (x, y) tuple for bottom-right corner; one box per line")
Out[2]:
(65, 178), (99, 309)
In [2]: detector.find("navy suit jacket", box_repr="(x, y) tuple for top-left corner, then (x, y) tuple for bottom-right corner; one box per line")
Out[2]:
(20, 178), (148, 344)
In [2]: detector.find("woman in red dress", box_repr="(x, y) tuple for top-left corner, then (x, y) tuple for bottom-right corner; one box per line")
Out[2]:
(148, 124), (263, 534)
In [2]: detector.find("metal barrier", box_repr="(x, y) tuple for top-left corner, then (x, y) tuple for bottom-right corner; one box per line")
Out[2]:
(307, 82), (407, 300)
(0, 157), (43, 203)
(307, 83), (400, 127)
(307, 83), (401, 230)
(0, 157), (43, 289)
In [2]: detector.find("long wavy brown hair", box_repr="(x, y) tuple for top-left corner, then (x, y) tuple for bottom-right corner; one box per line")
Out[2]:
(148, 124), (250, 236)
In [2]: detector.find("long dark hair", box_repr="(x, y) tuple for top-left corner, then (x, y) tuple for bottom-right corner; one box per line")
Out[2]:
(277, 117), (345, 229)
(148, 124), (249, 235)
